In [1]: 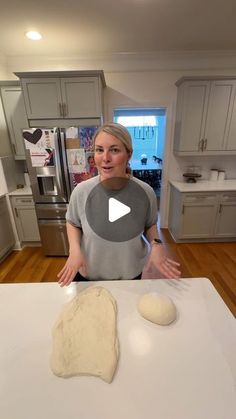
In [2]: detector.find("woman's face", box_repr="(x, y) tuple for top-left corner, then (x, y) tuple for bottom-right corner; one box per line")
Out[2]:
(94, 131), (131, 181)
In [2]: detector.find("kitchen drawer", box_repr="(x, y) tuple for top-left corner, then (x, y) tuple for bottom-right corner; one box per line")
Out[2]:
(183, 193), (217, 204)
(36, 203), (67, 219)
(220, 193), (236, 202)
(11, 196), (34, 206)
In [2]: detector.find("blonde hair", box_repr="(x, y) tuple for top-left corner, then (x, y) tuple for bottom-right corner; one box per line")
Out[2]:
(93, 122), (133, 155)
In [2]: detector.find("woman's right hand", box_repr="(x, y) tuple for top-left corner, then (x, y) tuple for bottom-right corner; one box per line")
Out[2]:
(57, 249), (87, 287)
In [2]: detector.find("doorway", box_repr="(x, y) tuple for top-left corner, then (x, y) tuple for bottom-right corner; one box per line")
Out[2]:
(113, 108), (167, 218)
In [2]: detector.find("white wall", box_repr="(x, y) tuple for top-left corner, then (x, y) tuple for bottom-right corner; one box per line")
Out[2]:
(3, 51), (236, 226)
(0, 52), (8, 79)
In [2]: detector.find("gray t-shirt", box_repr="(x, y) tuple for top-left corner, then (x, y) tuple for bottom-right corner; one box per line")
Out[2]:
(66, 175), (157, 280)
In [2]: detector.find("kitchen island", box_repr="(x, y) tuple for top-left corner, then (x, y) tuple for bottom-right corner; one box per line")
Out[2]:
(0, 279), (235, 419)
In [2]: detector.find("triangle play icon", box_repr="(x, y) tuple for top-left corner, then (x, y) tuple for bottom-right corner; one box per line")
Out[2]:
(108, 198), (131, 222)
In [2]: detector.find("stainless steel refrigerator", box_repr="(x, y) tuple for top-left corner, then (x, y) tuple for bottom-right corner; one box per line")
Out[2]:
(23, 126), (98, 256)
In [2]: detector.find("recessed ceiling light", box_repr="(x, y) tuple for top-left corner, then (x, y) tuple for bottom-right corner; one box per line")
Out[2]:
(25, 31), (42, 41)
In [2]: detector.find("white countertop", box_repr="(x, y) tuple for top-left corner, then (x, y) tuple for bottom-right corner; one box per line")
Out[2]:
(170, 179), (236, 192)
(8, 186), (32, 196)
(0, 278), (235, 419)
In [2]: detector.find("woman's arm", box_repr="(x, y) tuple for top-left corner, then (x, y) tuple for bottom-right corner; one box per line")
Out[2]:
(57, 222), (87, 286)
(144, 224), (181, 279)
(144, 223), (161, 243)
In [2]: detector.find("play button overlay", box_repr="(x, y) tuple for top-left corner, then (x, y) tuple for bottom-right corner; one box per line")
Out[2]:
(109, 198), (131, 222)
(85, 177), (151, 242)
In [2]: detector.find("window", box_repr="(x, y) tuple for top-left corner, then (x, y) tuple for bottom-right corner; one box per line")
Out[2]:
(114, 108), (166, 171)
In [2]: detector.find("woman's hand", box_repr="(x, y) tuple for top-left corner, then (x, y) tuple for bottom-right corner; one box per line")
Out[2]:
(57, 249), (87, 287)
(145, 244), (181, 279)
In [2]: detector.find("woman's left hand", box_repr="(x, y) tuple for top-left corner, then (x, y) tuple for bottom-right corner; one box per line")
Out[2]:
(145, 244), (181, 279)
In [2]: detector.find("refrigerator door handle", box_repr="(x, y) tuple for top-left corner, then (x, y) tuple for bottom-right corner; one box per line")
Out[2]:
(59, 129), (71, 198)
(53, 130), (68, 201)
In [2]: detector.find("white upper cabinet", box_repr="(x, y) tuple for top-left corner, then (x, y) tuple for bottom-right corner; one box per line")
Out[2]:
(60, 77), (101, 118)
(174, 77), (236, 155)
(0, 85), (28, 159)
(225, 89), (236, 151)
(21, 78), (62, 119)
(15, 71), (105, 120)
(174, 80), (210, 152)
(204, 80), (235, 151)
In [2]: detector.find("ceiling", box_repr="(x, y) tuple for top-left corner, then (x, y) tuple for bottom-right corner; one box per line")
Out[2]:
(1, 0), (236, 57)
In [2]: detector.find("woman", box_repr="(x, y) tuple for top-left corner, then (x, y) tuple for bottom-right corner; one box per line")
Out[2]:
(58, 123), (180, 286)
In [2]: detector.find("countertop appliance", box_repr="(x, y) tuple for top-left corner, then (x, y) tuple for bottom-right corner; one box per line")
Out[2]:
(23, 126), (98, 255)
(0, 278), (235, 419)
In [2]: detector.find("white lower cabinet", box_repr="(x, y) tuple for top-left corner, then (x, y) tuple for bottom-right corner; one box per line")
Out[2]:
(0, 196), (15, 259)
(215, 193), (236, 237)
(11, 196), (40, 243)
(169, 186), (236, 241)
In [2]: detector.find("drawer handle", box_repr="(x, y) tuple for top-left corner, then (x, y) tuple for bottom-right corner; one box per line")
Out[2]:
(21, 199), (32, 203)
(223, 196), (236, 200)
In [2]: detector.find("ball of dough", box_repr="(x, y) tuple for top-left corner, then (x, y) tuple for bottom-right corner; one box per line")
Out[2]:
(138, 293), (177, 325)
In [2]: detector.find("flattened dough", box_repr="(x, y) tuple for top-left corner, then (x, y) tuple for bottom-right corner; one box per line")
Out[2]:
(50, 286), (119, 383)
(138, 293), (177, 325)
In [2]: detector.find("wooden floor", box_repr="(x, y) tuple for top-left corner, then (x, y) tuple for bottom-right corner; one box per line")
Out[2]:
(0, 229), (236, 317)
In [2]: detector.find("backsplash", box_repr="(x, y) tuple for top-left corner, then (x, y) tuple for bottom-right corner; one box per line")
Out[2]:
(172, 155), (236, 182)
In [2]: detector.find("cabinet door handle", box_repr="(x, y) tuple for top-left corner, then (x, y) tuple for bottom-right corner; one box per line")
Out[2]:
(12, 143), (16, 154)
(182, 205), (185, 214)
(204, 139), (207, 150)
(63, 103), (67, 117)
(15, 207), (18, 217)
(61, 103), (65, 117)
(219, 204), (222, 213)
(199, 139), (204, 151)
(59, 103), (63, 117)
